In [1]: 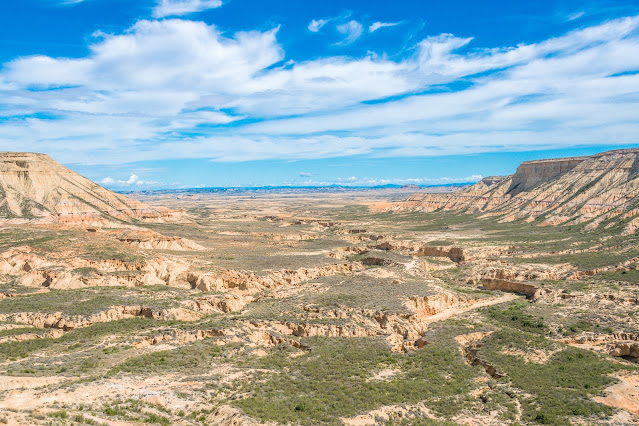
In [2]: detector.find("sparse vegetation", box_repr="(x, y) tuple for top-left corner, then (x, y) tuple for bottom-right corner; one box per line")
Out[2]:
(484, 301), (548, 335)
(0, 188), (638, 425)
(235, 335), (479, 424)
(478, 328), (632, 425)
(109, 340), (224, 376)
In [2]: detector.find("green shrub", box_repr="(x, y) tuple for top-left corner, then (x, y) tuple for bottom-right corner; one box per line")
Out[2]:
(48, 410), (68, 419)
(479, 328), (633, 424)
(483, 302), (547, 335)
(234, 336), (478, 424)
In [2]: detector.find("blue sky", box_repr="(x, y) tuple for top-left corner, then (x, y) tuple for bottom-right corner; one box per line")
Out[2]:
(1, 0), (639, 188)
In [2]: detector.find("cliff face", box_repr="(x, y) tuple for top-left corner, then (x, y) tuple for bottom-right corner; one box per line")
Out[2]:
(507, 157), (587, 195)
(391, 148), (639, 234)
(0, 152), (176, 225)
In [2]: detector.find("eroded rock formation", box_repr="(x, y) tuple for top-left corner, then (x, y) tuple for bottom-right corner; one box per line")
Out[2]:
(0, 152), (178, 225)
(391, 148), (639, 232)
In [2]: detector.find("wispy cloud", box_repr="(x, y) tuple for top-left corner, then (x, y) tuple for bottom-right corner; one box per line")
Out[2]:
(308, 19), (329, 32)
(336, 20), (364, 44)
(567, 11), (585, 21)
(369, 21), (400, 33)
(47, 0), (85, 5)
(152, 0), (222, 18)
(1, 16), (639, 166)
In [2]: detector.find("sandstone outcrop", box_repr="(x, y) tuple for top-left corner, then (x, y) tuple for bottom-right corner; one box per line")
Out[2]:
(480, 279), (543, 298)
(297, 292), (510, 352)
(188, 263), (362, 294)
(562, 333), (639, 361)
(0, 306), (201, 331)
(374, 240), (466, 262)
(0, 247), (192, 289)
(0, 152), (178, 225)
(182, 294), (250, 314)
(391, 148), (639, 232)
(467, 262), (572, 283)
(464, 262), (573, 298)
(115, 229), (205, 250)
(405, 293), (472, 316)
(133, 328), (226, 348)
(327, 246), (369, 260)
(608, 342), (639, 361)
(0, 245), (363, 295)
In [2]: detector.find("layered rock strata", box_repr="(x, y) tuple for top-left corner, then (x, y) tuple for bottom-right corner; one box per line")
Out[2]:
(391, 148), (639, 232)
(0, 152), (177, 225)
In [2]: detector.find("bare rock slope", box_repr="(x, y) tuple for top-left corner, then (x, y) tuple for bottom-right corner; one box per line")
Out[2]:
(0, 152), (176, 225)
(392, 148), (639, 233)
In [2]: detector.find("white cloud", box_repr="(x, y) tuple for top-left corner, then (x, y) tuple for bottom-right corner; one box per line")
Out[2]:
(369, 21), (400, 32)
(568, 11), (585, 21)
(49, 0), (85, 5)
(153, 0), (222, 18)
(336, 20), (364, 45)
(1, 16), (639, 166)
(101, 174), (160, 186)
(308, 19), (328, 32)
(4, 20), (283, 114)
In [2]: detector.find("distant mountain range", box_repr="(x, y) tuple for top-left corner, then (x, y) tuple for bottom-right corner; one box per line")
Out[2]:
(118, 182), (473, 196)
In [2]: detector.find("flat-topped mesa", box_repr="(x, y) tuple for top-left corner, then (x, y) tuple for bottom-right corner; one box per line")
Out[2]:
(507, 157), (589, 196)
(0, 152), (177, 225)
(390, 148), (639, 233)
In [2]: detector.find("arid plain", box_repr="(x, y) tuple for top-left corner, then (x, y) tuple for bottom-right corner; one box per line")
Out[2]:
(0, 150), (639, 425)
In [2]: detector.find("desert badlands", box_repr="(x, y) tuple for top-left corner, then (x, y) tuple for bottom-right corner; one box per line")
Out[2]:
(0, 149), (638, 425)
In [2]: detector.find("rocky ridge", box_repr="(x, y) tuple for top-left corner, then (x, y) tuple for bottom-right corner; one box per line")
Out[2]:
(391, 148), (639, 232)
(0, 152), (178, 225)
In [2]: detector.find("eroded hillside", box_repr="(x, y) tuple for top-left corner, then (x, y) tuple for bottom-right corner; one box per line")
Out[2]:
(0, 152), (178, 225)
(391, 148), (639, 235)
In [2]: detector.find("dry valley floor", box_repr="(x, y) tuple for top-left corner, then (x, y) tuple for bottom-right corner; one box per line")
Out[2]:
(0, 190), (638, 425)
